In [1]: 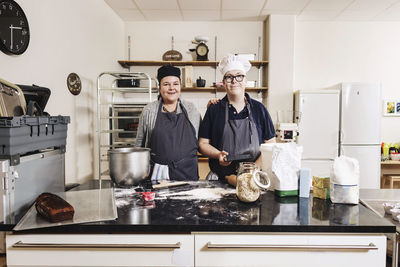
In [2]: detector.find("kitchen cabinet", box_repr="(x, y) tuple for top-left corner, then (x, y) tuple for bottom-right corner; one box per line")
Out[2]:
(194, 233), (386, 267)
(6, 232), (386, 267)
(118, 60), (269, 92)
(6, 234), (194, 267)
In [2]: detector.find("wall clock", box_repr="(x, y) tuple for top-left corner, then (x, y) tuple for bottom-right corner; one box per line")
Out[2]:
(67, 73), (82, 96)
(0, 0), (30, 55)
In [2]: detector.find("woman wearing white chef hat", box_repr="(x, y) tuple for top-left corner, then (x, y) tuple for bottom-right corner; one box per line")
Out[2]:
(198, 54), (276, 186)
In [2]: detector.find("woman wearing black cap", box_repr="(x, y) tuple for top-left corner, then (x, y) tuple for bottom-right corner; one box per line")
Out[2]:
(135, 65), (201, 182)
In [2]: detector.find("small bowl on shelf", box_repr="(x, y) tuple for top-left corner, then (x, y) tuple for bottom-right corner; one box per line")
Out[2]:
(213, 82), (224, 89)
(391, 153), (400, 161)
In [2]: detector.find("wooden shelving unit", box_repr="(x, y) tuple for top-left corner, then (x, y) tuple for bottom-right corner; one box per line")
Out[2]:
(118, 60), (268, 69)
(182, 87), (267, 92)
(118, 60), (269, 93)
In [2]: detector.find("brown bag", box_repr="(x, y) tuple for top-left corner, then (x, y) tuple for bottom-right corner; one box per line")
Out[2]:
(0, 78), (27, 116)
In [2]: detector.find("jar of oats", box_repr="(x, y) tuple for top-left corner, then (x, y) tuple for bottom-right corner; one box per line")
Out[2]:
(236, 162), (271, 203)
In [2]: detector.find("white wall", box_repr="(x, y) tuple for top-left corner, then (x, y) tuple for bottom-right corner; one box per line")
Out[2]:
(0, 0), (125, 185)
(295, 21), (400, 143)
(124, 21), (265, 116)
(267, 15), (296, 124)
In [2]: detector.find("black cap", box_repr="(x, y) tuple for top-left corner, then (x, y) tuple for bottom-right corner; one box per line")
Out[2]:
(157, 65), (181, 83)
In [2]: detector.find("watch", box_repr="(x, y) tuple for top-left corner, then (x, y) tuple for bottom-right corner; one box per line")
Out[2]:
(0, 0), (30, 55)
(67, 73), (82, 96)
(195, 43), (209, 61)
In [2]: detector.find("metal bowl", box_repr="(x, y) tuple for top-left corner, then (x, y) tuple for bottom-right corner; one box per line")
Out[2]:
(108, 147), (151, 187)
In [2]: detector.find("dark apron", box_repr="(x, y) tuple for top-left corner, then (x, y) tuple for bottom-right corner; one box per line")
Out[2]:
(150, 101), (198, 181)
(214, 100), (260, 178)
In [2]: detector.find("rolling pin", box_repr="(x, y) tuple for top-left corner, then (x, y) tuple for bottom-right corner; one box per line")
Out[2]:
(152, 181), (189, 189)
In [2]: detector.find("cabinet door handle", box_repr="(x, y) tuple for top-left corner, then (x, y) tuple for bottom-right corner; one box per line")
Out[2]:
(12, 241), (181, 249)
(206, 242), (378, 251)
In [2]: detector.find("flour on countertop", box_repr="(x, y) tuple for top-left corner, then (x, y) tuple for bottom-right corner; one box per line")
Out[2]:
(113, 184), (236, 207)
(156, 187), (236, 200)
(114, 188), (139, 208)
(114, 188), (137, 198)
(115, 198), (131, 208)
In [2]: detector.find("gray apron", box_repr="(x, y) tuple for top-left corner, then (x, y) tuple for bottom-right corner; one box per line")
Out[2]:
(214, 100), (260, 178)
(150, 101), (198, 181)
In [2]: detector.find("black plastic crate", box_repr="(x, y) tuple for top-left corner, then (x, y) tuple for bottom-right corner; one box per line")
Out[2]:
(0, 115), (70, 157)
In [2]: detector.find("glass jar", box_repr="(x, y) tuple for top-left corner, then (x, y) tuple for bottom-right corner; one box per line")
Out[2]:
(236, 162), (270, 203)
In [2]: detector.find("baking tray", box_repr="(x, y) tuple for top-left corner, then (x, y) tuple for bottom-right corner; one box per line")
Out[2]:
(13, 188), (117, 231)
(360, 199), (400, 232)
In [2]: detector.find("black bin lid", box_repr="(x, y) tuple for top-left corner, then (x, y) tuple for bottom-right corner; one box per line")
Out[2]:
(17, 84), (51, 112)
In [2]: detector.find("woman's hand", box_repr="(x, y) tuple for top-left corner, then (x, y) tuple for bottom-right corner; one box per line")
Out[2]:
(207, 98), (220, 108)
(198, 138), (231, 166)
(218, 150), (231, 166)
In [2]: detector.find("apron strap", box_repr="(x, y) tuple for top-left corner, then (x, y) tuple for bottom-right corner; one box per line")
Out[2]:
(179, 101), (197, 138)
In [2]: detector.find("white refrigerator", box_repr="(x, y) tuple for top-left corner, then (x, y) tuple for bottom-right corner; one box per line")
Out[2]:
(295, 83), (382, 189)
(340, 83), (381, 189)
(294, 90), (340, 178)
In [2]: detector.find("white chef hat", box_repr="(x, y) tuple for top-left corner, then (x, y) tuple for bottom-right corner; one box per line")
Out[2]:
(217, 54), (251, 75)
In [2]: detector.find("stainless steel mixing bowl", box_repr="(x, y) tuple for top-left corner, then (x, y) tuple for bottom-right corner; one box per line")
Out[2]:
(108, 147), (151, 187)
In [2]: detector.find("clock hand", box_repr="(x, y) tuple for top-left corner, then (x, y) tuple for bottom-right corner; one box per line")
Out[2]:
(9, 25), (23, 50)
(10, 26), (22, 30)
(9, 25), (13, 50)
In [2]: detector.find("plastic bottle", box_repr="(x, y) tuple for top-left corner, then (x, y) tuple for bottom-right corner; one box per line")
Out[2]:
(394, 143), (400, 153)
(383, 143), (390, 161)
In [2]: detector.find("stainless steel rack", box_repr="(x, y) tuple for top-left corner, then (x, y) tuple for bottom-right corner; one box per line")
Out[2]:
(96, 72), (155, 180)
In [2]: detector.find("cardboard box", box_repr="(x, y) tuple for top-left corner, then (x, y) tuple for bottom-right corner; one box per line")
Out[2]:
(182, 66), (193, 88)
(312, 176), (330, 188)
(313, 187), (330, 200)
(312, 176), (330, 200)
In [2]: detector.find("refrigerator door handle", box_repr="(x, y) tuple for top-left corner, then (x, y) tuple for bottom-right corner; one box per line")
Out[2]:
(340, 130), (344, 145)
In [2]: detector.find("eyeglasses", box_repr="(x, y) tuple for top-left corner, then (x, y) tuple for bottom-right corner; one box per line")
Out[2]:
(223, 74), (245, 83)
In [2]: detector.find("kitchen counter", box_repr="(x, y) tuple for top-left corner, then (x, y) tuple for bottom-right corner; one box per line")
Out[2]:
(360, 189), (400, 232)
(0, 180), (395, 234)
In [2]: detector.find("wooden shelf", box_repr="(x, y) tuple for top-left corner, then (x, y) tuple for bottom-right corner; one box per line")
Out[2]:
(182, 87), (268, 92)
(118, 60), (268, 68)
(381, 160), (400, 165)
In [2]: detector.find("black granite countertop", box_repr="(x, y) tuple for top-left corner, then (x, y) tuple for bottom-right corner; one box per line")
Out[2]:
(0, 180), (395, 234)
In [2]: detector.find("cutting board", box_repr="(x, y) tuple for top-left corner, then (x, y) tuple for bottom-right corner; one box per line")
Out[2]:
(13, 188), (117, 231)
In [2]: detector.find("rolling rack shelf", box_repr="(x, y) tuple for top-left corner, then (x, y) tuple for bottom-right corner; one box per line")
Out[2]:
(96, 72), (154, 180)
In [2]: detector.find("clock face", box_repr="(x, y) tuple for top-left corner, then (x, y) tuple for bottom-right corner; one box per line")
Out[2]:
(196, 44), (208, 57)
(0, 1), (30, 55)
(67, 73), (82, 96)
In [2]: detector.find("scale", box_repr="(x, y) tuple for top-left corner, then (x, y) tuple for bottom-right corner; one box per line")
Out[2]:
(276, 110), (298, 142)
(189, 36), (209, 61)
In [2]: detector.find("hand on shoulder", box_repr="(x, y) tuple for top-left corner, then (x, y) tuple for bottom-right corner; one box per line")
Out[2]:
(207, 98), (220, 108)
